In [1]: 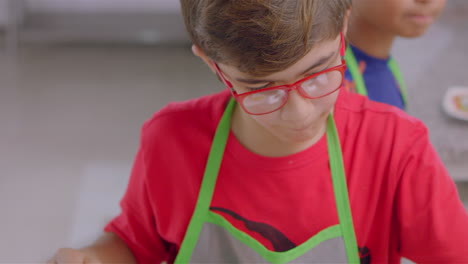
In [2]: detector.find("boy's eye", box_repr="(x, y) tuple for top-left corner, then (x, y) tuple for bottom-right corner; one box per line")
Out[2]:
(246, 84), (270, 91)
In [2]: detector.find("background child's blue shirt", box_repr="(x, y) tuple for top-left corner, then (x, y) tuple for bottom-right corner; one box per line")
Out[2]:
(344, 45), (405, 110)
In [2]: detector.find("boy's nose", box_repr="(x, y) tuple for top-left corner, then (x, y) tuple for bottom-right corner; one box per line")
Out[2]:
(280, 89), (313, 121)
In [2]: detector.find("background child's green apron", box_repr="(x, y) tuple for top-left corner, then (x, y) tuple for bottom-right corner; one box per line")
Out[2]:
(345, 45), (408, 108)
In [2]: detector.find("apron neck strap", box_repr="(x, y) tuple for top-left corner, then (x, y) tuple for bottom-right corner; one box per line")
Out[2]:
(175, 98), (236, 263)
(326, 114), (359, 263)
(194, 98), (235, 211)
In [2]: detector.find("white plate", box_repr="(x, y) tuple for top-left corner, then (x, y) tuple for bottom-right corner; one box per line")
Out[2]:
(442, 86), (468, 121)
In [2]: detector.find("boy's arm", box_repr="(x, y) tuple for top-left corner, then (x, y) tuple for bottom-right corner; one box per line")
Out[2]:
(82, 232), (137, 263)
(49, 232), (136, 264)
(396, 123), (468, 262)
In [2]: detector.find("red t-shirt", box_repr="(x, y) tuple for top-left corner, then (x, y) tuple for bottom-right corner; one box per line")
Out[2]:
(105, 89), (468, 264)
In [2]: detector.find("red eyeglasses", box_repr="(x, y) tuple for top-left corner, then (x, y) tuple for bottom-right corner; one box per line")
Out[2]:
(214, 33), (347, 115)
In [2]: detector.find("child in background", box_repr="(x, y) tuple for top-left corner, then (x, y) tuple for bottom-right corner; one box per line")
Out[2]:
(48, 1), (467, 264)
(345, 0), (447, 109)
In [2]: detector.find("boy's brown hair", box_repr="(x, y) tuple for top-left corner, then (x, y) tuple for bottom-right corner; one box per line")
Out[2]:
(180, 0), (351, 76)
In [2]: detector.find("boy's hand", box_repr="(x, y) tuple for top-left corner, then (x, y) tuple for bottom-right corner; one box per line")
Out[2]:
(47, 233), (136, 264)
(47, 248), (101, 264)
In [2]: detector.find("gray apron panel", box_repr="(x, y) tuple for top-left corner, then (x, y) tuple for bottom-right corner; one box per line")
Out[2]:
(190, 222), (349, 264)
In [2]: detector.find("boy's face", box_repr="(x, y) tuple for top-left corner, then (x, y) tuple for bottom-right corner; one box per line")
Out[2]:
(353, 0), (446, 38)
(213, 35), (343, 144)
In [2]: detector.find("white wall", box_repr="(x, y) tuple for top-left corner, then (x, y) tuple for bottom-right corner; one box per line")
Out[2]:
(0, 1), (8, 25)
(0, 0), (180, 27)
(26, 0), (181, 13)
(0, 0), (25, 27)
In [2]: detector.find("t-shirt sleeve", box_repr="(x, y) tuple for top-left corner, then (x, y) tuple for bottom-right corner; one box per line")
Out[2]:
(396, 123), (468, 262)
(104, 147), (174, 263)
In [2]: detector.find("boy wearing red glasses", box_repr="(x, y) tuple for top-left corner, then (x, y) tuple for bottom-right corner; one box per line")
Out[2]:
(49, 0), (467, 264)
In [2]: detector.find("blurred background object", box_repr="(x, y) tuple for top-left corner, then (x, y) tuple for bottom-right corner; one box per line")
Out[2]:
(0, 0), (466, 263)
(0, 0), (24, 56)
(0, 0), (187, 47)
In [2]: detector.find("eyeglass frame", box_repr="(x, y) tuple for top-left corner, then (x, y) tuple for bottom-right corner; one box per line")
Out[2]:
(213, 33), (347, 115)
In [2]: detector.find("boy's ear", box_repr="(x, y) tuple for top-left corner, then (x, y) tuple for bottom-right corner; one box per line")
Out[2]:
(192, 45), (217, 74)
(343, 8), (351, 36)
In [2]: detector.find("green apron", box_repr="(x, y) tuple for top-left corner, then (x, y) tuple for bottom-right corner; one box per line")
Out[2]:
(345, 45), (408, 108)
(174, 98), (360, 264)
